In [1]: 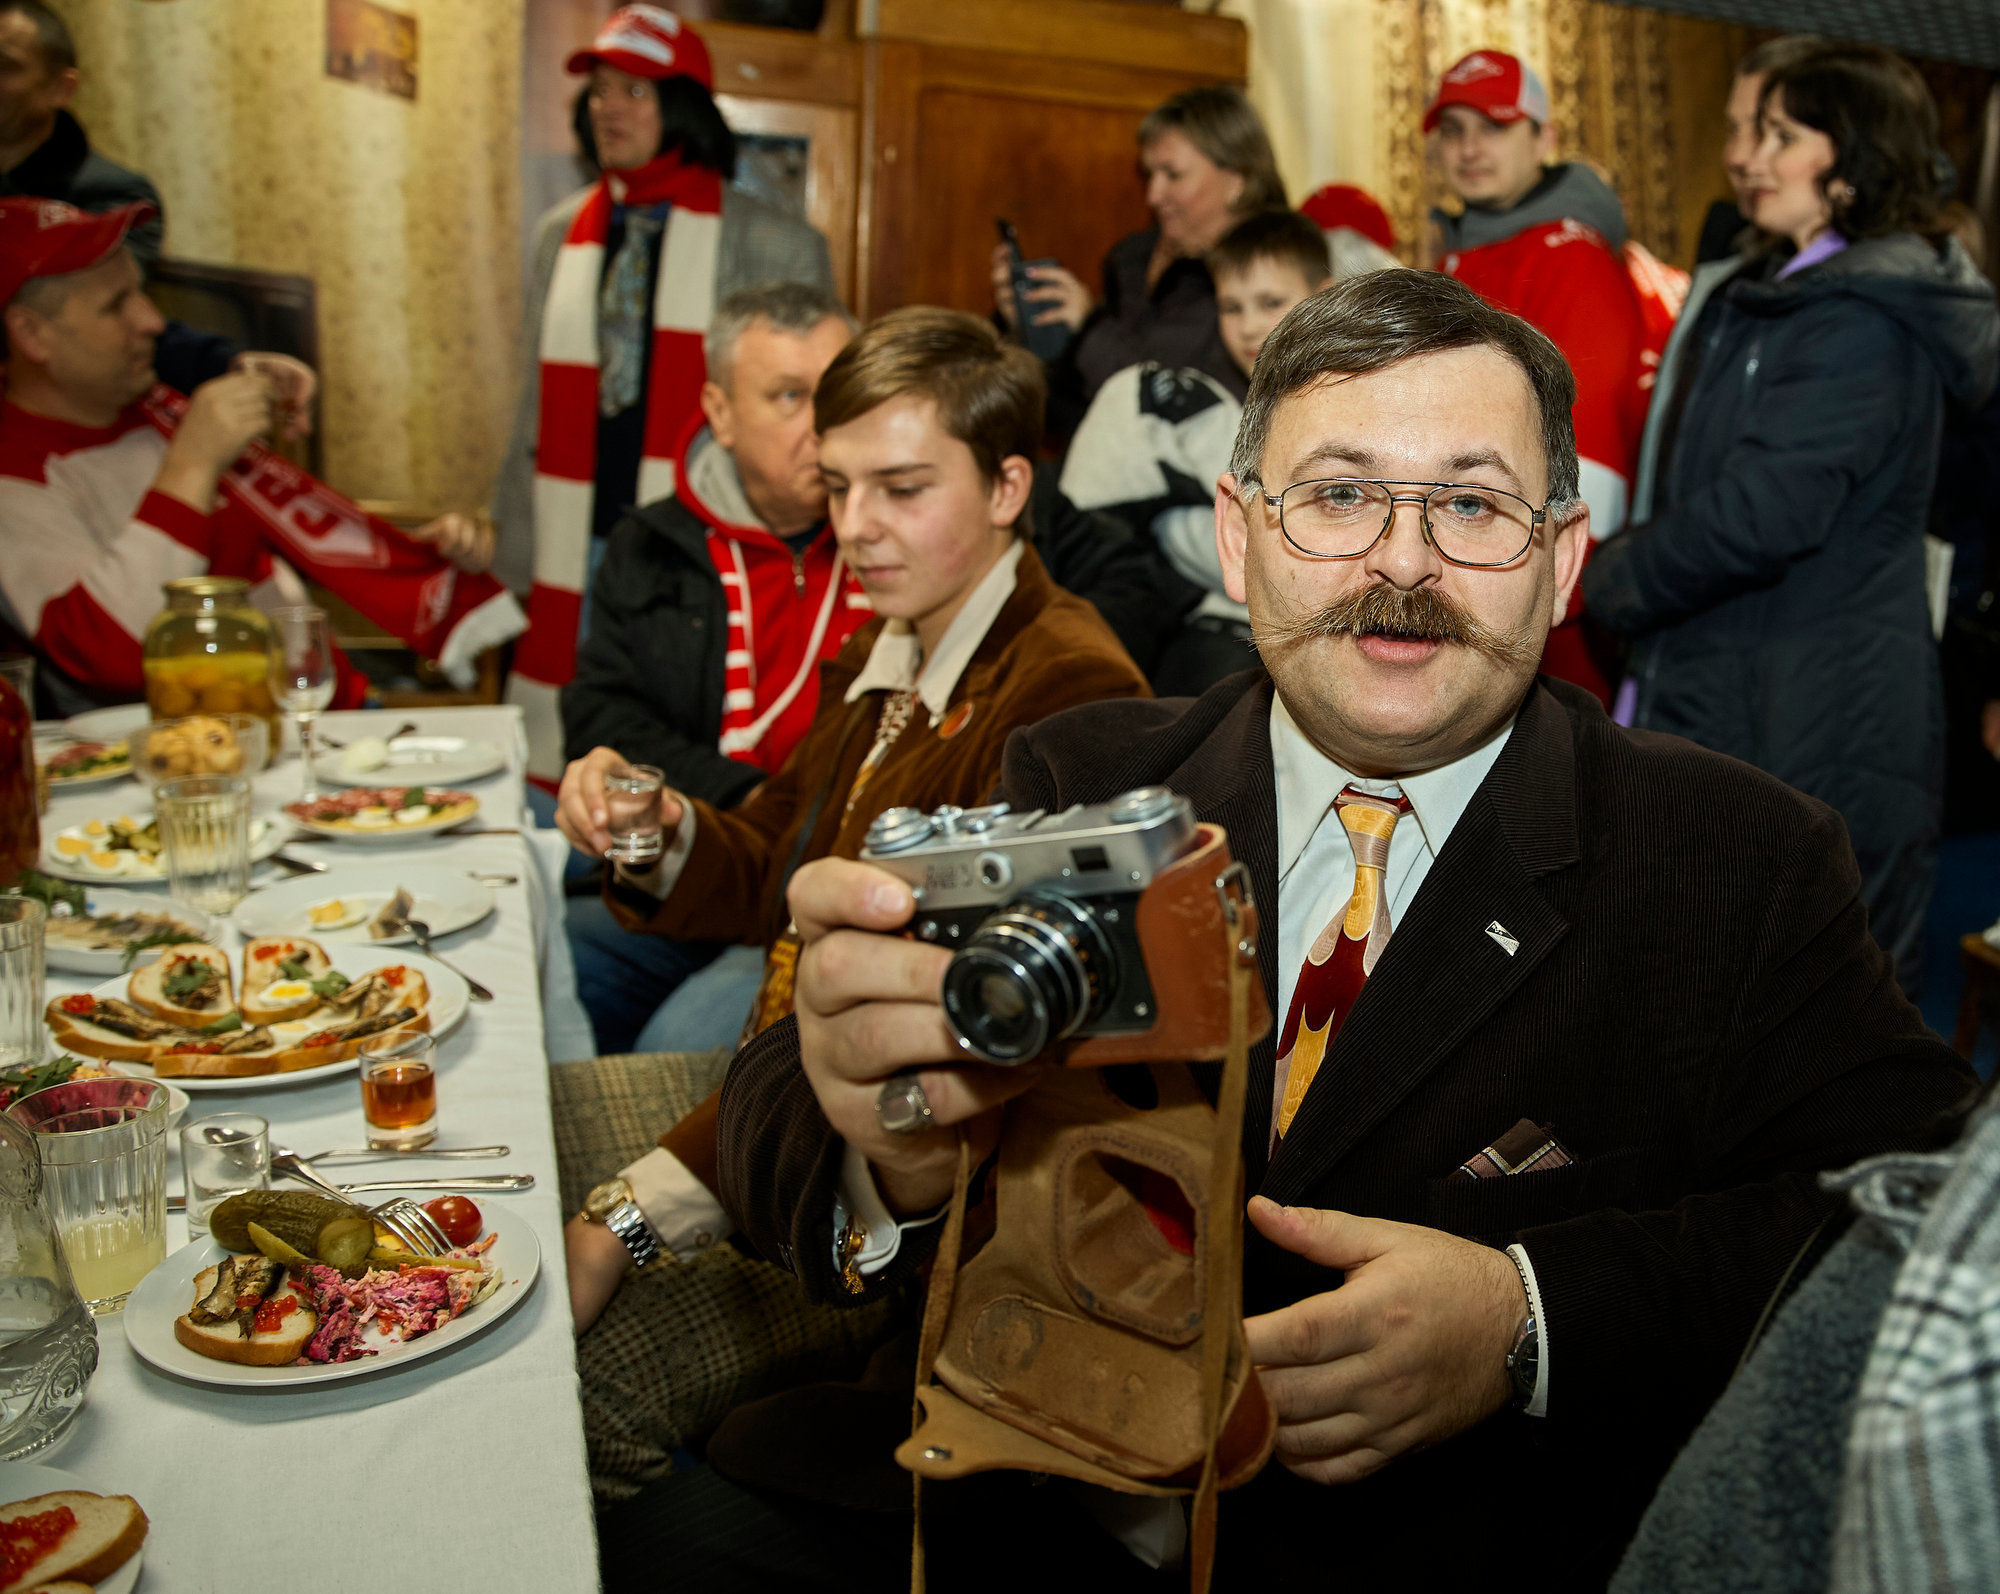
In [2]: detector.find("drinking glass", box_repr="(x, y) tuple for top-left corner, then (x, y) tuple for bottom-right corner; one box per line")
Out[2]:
(0, 900), (44, 1069)
(358, 1032), (437, 1149)
(9, 1078), (168, 1315)
(0, 1108), (95, 1459)
(179, 1113), (269, 1237)
(267, 605), (336, 799)
(156, 774), (252, 913)
(604, 764), (666, 866)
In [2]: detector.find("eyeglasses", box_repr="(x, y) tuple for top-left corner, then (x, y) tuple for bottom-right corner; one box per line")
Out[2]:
(1261, 478), (1547, 569)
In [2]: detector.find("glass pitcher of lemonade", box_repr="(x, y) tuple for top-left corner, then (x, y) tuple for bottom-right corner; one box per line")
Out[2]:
(142, 577), (281, 739)
(0, 1109), (96, 1456)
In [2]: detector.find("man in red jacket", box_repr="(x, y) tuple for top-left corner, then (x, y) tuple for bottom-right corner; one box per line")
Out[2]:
(0, 197), (522, 713)
(1427, 50), (1650, 704)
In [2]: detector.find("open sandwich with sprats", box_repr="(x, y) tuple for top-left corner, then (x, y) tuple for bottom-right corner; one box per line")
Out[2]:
(174, 1191), (500, 1367)
(43, 936), (430, 1079)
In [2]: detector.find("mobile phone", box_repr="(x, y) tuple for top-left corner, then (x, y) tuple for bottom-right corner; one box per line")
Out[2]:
(996, 218), (1072, 363)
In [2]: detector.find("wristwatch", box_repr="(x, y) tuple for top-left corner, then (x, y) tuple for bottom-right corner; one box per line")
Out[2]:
(581, 1175), (664, 1272)
(1506, 1314), (1540, 1410)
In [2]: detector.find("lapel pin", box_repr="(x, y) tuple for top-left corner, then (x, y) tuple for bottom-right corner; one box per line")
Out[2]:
(1485, 921), (1519, 956)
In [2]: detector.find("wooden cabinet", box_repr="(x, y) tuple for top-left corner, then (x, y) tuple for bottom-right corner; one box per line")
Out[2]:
(703, 0), (1247, 317)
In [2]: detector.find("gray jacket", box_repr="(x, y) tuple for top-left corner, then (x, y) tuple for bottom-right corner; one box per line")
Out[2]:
(491, 183), (834, 595)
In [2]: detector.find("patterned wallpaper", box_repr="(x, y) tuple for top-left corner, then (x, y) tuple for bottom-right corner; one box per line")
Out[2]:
(56, 0), (525, 515)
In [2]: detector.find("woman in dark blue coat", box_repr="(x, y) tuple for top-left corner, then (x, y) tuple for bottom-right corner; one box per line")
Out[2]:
(1585, 45), (1999, 994)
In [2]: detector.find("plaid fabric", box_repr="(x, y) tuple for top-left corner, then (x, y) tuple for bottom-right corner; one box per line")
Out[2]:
(1451, 1117), (1576, 1180)
(1826, 1088), (2000, 1592)
(552, 1051), (904, 1502)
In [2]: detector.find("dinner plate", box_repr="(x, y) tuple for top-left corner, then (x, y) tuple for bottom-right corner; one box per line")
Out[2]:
(0, 1459), (145, 1593)
(39, 739), (135, 789)
(62, 703), (151, 744)
(94, 945), (470, 1094)
(313, 736), (508, 788)
(40, 888), (219, 976)
(122, 1204), (540, 1388)
(233, 865), (493, 947)
(286, 794), (481, 846)
(38, 813), (288, 885)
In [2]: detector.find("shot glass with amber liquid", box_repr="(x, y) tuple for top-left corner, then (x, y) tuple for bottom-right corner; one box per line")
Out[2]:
(357, 1033), (438, 1150)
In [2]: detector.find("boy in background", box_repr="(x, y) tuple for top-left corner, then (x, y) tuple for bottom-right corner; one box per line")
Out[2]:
(1060, 209), (1338, 694)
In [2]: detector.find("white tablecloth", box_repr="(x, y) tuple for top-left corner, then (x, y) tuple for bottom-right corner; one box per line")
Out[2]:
(34, 706), (598, 1593)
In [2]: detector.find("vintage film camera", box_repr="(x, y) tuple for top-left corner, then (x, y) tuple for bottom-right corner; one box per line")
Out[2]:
(860, 786), (1199, 1064)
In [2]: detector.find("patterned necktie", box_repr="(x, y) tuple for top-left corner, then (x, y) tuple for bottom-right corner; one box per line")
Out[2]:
(598, 206), (668, 415)
(1271, 786), (1411, 1144)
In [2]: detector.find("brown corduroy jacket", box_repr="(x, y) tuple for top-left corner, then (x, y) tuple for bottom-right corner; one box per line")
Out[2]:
(605, 540), (1149, 952)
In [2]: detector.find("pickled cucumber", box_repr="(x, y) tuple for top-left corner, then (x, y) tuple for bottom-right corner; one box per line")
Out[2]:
(244, 1221), (313, 1269)
(209, 1190), (364, 1255)
(316, 1216), (375, 1278)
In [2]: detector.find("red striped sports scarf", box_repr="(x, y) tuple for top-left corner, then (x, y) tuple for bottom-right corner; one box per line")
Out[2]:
(138, 387), (524, 681)
(507, 152), (724, 784)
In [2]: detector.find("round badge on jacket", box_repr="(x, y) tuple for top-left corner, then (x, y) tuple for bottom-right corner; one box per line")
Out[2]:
(937, 701), (976, 740)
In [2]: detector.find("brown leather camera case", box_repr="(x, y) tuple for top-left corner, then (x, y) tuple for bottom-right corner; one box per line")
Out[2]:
(899, 825), (1276, 1590)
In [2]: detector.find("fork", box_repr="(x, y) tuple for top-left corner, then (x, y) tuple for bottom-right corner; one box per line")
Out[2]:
(382, 915), (493, 1002)
(269, 1149), (451, 1255)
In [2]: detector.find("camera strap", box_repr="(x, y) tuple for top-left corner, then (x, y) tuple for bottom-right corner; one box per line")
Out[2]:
(903, 832), (1272, 1594)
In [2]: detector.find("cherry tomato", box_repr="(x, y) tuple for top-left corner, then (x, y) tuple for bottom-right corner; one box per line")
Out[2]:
(421, 1195), (482, 1247)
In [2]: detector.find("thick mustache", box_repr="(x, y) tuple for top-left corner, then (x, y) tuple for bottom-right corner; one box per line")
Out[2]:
(1251, 582), (1542, 669)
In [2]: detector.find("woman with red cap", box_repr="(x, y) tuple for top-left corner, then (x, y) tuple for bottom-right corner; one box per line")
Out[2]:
(493, 5), (835, 787)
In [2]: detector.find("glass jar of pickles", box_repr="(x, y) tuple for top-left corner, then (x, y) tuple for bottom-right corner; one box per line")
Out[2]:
(140, 579), (280, 738)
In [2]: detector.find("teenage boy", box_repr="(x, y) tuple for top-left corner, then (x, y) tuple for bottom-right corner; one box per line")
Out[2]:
(547, 308), (1149, 1497)
(1427, 49), (1650, 704)
(1060, 208), (1335, 695)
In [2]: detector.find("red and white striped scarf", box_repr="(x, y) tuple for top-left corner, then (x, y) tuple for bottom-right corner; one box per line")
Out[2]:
(138, 387), (524, 680)
(507, 153), (723, 784)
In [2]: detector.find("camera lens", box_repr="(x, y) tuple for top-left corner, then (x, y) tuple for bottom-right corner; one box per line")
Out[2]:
(942, 891), (1116, 1064)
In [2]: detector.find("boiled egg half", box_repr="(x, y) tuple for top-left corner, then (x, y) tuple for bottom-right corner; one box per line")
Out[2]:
(258, 980), (317, 1010)
(307, 898), (367, 931)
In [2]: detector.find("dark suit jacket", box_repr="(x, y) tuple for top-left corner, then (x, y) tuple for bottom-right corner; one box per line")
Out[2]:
(714, 670), (1975, 1589)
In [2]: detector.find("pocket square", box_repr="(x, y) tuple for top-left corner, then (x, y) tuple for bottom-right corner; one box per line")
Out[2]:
(1451, 1118), (1576, 1181)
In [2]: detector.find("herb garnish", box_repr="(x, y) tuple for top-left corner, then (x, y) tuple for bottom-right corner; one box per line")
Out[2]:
(162, 958), (221, 1002)
(120, 926), (193, 970)
(7, 871), (84, 915)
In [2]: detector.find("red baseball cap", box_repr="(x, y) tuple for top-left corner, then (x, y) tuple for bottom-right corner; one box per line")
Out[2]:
(1423, 50), (1551, 133)
(0, 196), (157, 309)
(565, 5), (712, 89)
(1299, 184), (1397, 253)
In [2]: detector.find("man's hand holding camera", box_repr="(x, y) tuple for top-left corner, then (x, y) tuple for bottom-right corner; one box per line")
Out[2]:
(790, 857), (1047, 1217)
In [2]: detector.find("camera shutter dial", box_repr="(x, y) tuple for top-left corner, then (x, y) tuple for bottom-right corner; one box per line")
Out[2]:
(865, 806), (936, 854)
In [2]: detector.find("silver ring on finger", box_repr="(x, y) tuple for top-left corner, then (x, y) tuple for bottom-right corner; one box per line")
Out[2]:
(876, 1075), (935, 1137)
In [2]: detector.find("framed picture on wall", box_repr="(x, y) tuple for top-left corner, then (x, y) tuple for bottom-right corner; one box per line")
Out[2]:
(326, 0), (419, 101)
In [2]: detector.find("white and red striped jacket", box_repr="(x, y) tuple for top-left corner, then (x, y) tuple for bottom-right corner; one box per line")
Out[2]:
(0, 390), (523, 705)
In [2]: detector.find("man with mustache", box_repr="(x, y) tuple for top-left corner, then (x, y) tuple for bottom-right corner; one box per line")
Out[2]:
(613, 270), (1974, 1591)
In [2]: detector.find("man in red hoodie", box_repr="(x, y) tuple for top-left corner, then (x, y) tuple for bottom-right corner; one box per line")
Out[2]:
(1427, 50), (1651, 704)
(558, 281), (870, 1052)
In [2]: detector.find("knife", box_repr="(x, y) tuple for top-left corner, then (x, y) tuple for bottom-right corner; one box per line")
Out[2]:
(296, 1145), (510, 1163)
(171, 1171), (533, 1212)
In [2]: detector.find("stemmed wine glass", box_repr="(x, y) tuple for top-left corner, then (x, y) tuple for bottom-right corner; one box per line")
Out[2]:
(267, 605), (335, 799)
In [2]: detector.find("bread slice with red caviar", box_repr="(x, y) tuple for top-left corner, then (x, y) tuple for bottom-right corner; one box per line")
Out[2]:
(126, 943), (234, 1028)
(239, 935), (334, 1025)
(0, 1491), (148, 1592)
(47, 963), (431, 1078)
(174, 1259), (319, 1365)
